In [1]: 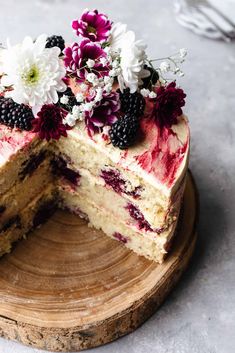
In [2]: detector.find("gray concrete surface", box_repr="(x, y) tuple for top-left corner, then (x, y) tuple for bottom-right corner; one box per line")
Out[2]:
(0, 0), (234, 352)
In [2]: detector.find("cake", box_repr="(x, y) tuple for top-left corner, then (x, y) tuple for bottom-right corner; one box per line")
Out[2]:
(0, 9), (189, 263)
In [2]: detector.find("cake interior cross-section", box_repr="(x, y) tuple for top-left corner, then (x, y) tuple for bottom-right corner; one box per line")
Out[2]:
(0, 113), (189, 262)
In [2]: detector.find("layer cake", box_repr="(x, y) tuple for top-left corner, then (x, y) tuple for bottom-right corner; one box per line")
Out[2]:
(0, 9), (189, 263)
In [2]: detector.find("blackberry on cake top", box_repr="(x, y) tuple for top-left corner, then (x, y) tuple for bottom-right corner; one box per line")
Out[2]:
(109, 114), (140, 149)
(46, 35), (65, 53)
(118, 88), (146, 118)
(0, 97), (34, 131)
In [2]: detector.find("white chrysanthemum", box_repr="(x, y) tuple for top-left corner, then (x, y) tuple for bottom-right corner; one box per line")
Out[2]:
(110, 22), (128, 53)
(119, 31), (147, 93)
(110, 23), (147, 93)
(1, 34), (66, 110)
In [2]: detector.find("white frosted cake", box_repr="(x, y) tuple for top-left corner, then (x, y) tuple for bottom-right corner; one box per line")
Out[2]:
(0, 9), (189, 263)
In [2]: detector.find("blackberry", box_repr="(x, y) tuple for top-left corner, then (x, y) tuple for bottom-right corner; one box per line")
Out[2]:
(118, 88), (145, 117)
(57, 87), (78, 110)
(0, 97), (34, 131)
(46, 35), (65, 53)
(141, 65), (159, 89)
(109, 114), (139, 149)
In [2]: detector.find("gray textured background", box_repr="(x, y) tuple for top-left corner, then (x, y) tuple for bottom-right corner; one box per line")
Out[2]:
(0, 0), (235, 352)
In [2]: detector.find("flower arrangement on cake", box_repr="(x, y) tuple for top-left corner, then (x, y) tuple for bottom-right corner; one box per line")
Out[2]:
(0, 8), (187, 149)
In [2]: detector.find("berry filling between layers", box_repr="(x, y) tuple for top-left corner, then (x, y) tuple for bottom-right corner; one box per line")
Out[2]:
(113, 232), (128, 244)
(126, 203), (164, 234)
(52, 156), (81, 186)
(19, 150), (47, 180)
(100, 168), (142, 199)
(33, 199), (57, 227)
(0, 205), (6, 215)
(0, 215), (21, 233)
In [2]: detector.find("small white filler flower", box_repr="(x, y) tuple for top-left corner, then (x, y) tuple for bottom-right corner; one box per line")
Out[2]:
(1, 34), (66, 111)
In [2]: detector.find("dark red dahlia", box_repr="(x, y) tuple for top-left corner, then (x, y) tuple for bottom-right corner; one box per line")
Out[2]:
(72, 9), (111, 43)
(64, 39), (109, 81)
(151, 82), (186, 128)
(85, 92), (120, 135)
(32, 104), (70, 141)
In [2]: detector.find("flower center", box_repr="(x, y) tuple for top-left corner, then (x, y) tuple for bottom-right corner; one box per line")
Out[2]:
(87, 25), (96, 34)
(22, 65), (40, 85)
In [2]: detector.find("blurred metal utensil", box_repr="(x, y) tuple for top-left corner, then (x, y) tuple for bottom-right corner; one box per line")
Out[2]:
(175, 0), (235, 41)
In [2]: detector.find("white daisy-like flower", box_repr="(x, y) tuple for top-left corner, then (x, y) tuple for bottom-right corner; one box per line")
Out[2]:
(82, 102), (94, 112)
(1, 34), (66, 111)
(100, 57), (108, 66)
(86, 72), (98, 85)
(104, 76), (113, 85)
(179, 48), (187, 58)
(80, 83), (89, 92)
(104, 83), (113, 93)
(110, 22), (128, 54)
(60, 95), (69, 105)
(140, 88), (150, 97)
(111, 26), (147, 93)
(94, 87), (103, 102)
(63, 113), (77, 127)
(86, 59), (95, 68)
(76, 92), (84, 103)
(72, 105), (82, 118)
(160, 61), (170, 73)
(149, 91), (157, 99)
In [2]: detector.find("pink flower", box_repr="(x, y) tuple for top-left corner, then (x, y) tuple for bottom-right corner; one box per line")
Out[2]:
(32, 104), (70, 141)
(85, 91), (120, 135)
(64, 39), (109, 81)
(72, 9), (111, 43)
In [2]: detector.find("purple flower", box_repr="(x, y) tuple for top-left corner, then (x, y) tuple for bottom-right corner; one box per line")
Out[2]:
(64, 39), (109, 81)
(32, 105), (70, 141)
(151, 82), (186, 128)
(72, 9), (111, 43)
(85, 91), (120, 135)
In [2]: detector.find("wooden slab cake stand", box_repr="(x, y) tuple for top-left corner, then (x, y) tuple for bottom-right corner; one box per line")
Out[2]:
(0, 171), (198, 352)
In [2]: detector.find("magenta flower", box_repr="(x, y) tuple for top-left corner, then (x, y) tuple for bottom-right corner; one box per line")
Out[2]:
(64, 39), (109, 81)
(72, 9), (111, 43)
(85, 92), (120, 135)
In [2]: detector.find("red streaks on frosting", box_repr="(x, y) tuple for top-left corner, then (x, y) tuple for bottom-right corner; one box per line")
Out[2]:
(0, 125), (35, 165)
(135, 118), (188, 187)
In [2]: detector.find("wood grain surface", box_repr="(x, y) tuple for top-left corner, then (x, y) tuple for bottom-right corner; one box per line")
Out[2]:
(0, 171), (198, 352)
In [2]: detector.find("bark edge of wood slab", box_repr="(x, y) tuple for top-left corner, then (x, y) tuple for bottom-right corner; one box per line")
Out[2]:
(0, 170), (198, 352)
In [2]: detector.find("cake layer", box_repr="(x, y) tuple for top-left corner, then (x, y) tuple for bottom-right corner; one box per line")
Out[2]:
(59, 189), (178, 263)
(57, 166), (183, 236)
(55, 131), (187, 229)
(0, 159), (53, 225)
(0, 125), (49, 196)
(62, 114), (189, 196)
(0, 184), (57, 256)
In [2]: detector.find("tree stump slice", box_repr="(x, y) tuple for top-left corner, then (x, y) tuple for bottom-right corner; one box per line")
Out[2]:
(0, 171), (198, 352)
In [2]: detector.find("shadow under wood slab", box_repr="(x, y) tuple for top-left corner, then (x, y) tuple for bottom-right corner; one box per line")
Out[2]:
(0, 171), (198, 352)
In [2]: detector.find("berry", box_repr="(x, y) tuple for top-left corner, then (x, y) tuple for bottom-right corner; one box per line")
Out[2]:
(0, 97), (34, 131)
(57, 87), (78, 110)
(46, 35), (65, 53)
(118, 88), (145, 117)
(141, 65), (159, 89)
(109, 114), (139, 149)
